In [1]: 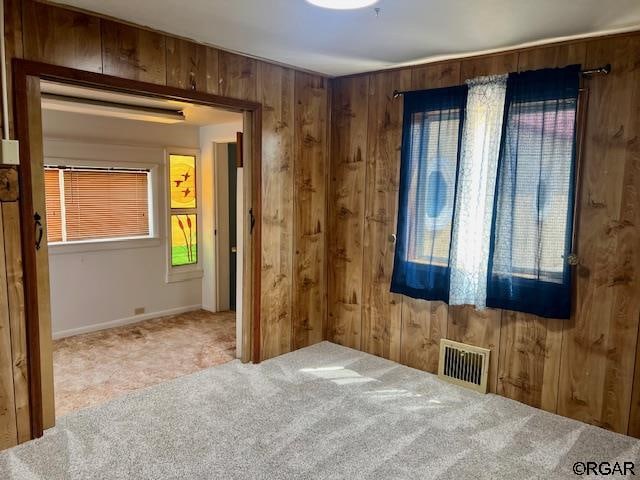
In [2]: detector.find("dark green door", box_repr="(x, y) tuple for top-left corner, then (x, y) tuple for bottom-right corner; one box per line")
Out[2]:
(228, 143), (237, 311)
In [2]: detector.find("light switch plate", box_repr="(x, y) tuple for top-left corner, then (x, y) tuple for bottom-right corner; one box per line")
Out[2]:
(0, 139), (19, 165)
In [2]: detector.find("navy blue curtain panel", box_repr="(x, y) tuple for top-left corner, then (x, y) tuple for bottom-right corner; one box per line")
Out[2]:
(391, 86), (467, 302)
(486, 65), (580, 319)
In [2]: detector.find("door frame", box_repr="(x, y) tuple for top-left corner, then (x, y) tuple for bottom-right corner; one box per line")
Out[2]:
(12, 59), (263, 439)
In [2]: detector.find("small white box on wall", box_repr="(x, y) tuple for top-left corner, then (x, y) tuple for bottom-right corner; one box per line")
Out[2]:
(0, 139), (19, 165)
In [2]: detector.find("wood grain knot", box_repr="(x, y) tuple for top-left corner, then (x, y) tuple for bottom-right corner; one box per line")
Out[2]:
(0, 167), (19, 202)
(337, 205), (356, 220)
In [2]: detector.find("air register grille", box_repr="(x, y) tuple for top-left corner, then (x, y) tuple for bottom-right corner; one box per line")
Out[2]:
(438, 339), (490, 394)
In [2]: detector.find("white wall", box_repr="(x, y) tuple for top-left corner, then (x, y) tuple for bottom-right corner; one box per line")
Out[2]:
(43, 111), (204, 338)
(199, 121), (242, 312)
(49, 246), (202, 338)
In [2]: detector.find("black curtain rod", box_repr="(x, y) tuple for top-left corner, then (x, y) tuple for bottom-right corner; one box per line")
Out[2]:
(393, 63), (611, 98)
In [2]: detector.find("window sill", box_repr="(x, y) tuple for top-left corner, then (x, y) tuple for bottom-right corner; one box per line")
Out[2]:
(166, 268), (204, 284)
(48, 237), (160, 255)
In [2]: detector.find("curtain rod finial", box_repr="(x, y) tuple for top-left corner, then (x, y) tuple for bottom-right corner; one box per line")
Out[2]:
(582, 64), (612, 76)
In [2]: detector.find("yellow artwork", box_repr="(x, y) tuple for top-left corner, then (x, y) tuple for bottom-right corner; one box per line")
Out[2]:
(171, 214), (197, 266)
(170, 154), (196, 209)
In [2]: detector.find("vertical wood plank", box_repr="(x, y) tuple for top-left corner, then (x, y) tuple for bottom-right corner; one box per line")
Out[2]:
(517, 42), (588, 71)
(22, 0), (102, 72)
(25, 77), (55, 429)
(558, 35), (640, 434)
(327, 75), (369, 350)
(410, 62), (461, 90)
(3, 0), (24, 138)
(101, 20), (166, 84)
(241, 110), (255, 363)
(323, 80), (332, 343)
(219, 51), (258, 102)
(3, 202), (30, 442)
(292, 72), (327, 349)
(401, 299), (447, 374)
(448, 306), (502, 393)
(204, 47), (220, 95)
(0, 198), (17, 450)
(460, 52), (519, 81)
(498, 312), (563, 412)
(166, 38), (213, 92)
(361, 69), (410, 362)
(258, 62), (294, 360)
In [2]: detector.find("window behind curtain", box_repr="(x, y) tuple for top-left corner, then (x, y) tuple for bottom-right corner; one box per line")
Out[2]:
(493, 100), (574, 281)
(44, 167), (150, 243)
(487, 65), (580, 318)
(391, 85), (467, 302)
(408, 109), (460, 266)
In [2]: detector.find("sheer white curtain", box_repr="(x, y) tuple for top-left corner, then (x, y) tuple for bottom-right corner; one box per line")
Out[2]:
(449, 74), (507, 308)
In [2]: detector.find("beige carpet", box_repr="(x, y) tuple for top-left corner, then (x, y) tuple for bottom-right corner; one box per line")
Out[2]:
(53, 309), (236, 417)
(1, 341), (639, 479)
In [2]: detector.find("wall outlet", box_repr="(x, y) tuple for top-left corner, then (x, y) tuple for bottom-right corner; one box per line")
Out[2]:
(134, 307), (145, 315)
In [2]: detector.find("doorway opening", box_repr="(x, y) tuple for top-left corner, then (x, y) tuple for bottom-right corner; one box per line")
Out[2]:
(13, 59), (262, 438)
(39, 81), (245, 418)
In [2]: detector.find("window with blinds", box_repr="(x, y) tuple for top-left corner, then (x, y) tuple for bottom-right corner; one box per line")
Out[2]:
(43, 167), (151, 243)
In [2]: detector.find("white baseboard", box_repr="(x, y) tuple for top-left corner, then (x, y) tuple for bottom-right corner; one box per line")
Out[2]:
(201, 303), (216, 313)
(52, 304), (202, 340)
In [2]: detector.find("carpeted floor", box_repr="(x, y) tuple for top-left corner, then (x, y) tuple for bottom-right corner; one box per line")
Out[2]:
(2, 341), (639, 479)
(53, 309), (236, 417)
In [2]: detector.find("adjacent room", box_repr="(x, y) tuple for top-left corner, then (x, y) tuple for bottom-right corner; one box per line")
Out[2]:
(40, 81), (244, 417)
(0, 0), (639, 478)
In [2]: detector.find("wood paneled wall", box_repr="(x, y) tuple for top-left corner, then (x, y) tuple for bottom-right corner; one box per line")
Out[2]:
(328, 34), (640, 437)
(0, 0), (639, 451)
(0, 0), (328, 449)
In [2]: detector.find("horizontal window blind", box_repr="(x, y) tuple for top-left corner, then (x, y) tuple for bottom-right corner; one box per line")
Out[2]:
(63, 169), (149, 241)
(43, 167), (151, 243)
(44, 168), (63, 242)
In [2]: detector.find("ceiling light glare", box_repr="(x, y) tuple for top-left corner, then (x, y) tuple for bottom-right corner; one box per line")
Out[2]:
(306, 0), (379, 10)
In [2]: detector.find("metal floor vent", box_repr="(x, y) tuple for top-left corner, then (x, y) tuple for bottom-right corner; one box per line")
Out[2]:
(438, 339), (490, 394)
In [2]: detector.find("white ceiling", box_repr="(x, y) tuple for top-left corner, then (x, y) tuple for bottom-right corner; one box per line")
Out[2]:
(40, 81), (243, 126)
(53, 0), (640, 76)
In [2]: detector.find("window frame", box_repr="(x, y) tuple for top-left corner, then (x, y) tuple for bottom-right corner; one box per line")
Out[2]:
(164, 147), (203, 283)
(45, 157), (160, 255)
